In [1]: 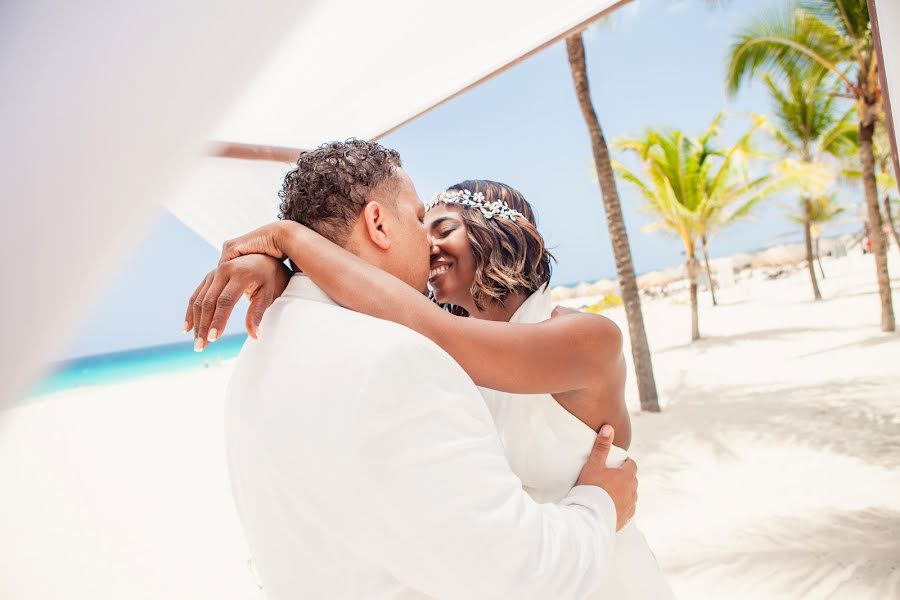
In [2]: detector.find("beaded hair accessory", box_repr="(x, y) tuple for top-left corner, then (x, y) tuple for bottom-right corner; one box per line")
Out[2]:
(425, 189), (524, 221)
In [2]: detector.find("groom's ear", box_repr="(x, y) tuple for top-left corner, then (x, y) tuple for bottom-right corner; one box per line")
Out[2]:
(361, 201), (392, 251)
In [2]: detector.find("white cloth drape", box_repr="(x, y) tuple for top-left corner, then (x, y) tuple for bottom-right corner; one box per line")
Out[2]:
(0, 0), (316, 407)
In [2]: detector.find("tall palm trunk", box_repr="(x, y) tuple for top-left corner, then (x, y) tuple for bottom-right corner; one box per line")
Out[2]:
(803, 197), (823, 300)
(566, 34), (660, 412)
(687, 256), (701, 341)
(884, 194), (900, 251)
(859, 109), (895, 332)
(701, 234), (718, 306)
(815, 236), (826, 279)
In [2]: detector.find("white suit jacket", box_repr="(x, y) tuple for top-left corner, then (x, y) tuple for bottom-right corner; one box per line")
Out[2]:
(225, 274), (617, 599)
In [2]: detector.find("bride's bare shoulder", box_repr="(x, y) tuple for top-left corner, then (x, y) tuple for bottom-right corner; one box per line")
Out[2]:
(550, 305), (577, 318)
(550, 306), (622, 344)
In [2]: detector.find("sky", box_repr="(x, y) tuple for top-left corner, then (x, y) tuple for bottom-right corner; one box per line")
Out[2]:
(60, 0), (866, 360)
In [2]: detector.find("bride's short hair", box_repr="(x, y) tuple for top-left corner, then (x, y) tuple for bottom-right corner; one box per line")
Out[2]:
(443, 180), (554, 311)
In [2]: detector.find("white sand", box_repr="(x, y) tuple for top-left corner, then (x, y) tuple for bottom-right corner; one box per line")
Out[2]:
(1, 250), (897, 600)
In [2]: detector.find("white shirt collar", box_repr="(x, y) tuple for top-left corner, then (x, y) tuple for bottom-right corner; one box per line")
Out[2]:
(282, 273), (338, 306)
(508, 283), (552, 324)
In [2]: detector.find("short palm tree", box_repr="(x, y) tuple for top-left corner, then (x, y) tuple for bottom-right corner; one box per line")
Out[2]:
(785, 195), (847, 278)
(727, 0), (895, 331)
(614, 114), (777, 341)
(888, 195), (900, 251)
(873, 126), (900, 250)
(843, 124), (900, 250)
(763, 68), (857, 300)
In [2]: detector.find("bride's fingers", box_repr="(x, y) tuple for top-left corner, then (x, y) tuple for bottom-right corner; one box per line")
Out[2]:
(185, 273), (211, 333)
(245, 287), (274, 339)
(202, 278), (245, 344)
(219, 237), (241, 265)
(219, 234), (259, 265)
(196, 271), (235, 344)
(192, 274), (214, 347)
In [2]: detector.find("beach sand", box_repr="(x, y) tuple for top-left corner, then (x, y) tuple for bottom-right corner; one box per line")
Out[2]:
(1, 250), (897, 599)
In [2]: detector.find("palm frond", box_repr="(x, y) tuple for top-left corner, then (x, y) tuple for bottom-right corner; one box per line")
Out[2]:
(614, 114), (777, 256)
(775, 157), (837, 196)
(726, 7), (855, 95)
(612, 160), (657, 203)
(798, 0), (870, 44)
(818, 106), (858, 158)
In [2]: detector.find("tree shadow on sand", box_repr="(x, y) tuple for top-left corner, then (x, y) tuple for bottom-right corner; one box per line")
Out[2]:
(666, 507), (900, 599)
(797, 333), (900, 358)
(640, 376), (900, 470)
(654, 324), (867, 354)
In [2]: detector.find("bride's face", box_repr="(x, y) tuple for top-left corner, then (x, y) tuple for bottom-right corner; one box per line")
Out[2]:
(425, 204), (476, 307)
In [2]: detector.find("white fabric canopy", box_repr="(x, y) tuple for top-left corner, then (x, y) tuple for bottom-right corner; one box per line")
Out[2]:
(0, 0), (315, 408)
(168, 158), (293, 249)
(167, 0), (624, 249)
(214, 0), (621, 148)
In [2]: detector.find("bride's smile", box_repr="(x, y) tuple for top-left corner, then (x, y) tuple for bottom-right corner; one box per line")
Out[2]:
(425, 204), (477, 307)
(428, 260), (451, 281)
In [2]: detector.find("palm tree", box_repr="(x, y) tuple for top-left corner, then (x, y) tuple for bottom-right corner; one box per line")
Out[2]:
(614, 114), (777, 341)
(727, 0), (895, 331)
(873, 126), (900, 250)
(700, 232), (718, 306)
(566, 34), (660, 412)
(843, 123), (899, 249)
(785, 195), (847, 278)
(887, 195), (900, 251)
(763, 68), (857, 300)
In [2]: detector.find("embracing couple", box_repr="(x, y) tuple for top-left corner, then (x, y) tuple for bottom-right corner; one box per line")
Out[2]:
(187, 139), (675, 599)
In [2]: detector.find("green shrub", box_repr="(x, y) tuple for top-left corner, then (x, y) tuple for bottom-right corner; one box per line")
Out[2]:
(581, 293), (623, 314)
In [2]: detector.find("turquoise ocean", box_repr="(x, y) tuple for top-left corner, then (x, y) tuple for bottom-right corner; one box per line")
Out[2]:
(30, 279), (614, 398)
(31, 334), (249, 397)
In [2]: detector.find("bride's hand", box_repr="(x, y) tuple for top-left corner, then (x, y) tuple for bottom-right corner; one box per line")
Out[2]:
(185, 254), (291, 350)
(219, 221), (299, 264)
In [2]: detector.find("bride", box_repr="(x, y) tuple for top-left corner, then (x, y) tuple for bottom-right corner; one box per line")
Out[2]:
(189, 179), (674, 599)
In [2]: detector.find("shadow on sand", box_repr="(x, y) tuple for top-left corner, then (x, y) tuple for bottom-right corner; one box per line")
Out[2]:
(665, 507), (900, 599)
(642, 375), (900, 470)
(654, 324), (872, 355)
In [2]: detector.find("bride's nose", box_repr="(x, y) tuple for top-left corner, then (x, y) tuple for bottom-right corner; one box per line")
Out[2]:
(429, 237), (440, 256)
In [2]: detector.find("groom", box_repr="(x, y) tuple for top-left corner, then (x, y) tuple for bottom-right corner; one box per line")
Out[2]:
(201, 140), (637, 599)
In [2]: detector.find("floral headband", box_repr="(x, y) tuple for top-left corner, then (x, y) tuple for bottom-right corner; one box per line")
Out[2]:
(425, 189), (524, 222)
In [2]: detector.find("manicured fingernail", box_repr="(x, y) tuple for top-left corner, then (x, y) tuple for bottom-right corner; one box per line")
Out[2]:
(183, 321), (190, 333)
(600, 424), (613, 437)
(194, 338), (203, 352)
(207, 328), (218, 342)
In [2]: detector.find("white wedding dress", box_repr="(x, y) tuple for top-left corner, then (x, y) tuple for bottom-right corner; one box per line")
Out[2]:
(478, 286), (675, 599)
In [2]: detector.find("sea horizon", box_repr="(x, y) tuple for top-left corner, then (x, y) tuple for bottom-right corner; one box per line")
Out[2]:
(31, 333), (249, 398)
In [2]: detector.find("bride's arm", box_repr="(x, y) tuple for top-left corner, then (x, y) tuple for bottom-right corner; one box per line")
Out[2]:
(210, 221), (623, 394)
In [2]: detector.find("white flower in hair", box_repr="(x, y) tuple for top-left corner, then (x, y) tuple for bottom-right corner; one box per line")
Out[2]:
(425, 189), (525, 221)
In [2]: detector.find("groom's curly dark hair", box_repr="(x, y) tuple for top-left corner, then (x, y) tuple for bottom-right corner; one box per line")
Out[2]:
(279, 139), (402, 246)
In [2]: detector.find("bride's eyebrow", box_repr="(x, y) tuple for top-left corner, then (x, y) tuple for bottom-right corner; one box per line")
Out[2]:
(428, 216), (459, 230)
